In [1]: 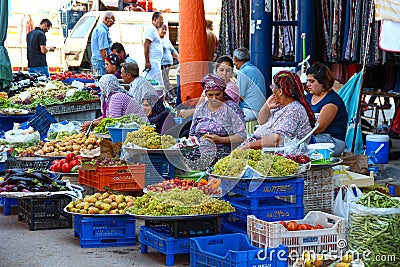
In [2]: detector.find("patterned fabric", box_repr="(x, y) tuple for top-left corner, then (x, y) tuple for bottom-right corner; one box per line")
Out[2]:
(201, 73), (226, 92)
(99, 74), (130, 116)
(128, 76), (157, 103)
(253, 101), (312, 142)
(107, 92), (132, 118)
(105, 53), (124, 78)
(185, 100), (246, 170)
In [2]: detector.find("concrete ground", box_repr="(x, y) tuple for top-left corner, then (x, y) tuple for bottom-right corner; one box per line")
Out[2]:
(0, 210), (190, 267)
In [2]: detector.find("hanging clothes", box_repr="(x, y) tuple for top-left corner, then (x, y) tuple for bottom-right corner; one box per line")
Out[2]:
(272, 0), (296, 61)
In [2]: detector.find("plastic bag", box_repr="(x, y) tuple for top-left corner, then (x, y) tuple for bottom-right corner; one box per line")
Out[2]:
(47, 121), (81, 140)
(5, 129), (40, 145)
(333, 184), (363, 221)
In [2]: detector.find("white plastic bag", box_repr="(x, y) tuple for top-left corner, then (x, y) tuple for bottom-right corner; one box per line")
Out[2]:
(333, 184), (363, 221)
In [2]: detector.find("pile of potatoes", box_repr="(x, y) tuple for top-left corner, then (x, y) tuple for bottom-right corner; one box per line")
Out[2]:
(36, 133), (101, 157)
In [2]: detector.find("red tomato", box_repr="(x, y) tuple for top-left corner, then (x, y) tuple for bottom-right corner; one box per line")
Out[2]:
(66, 153), (76, 162)
(61, 163), (72, 173)
(287, 221), (297, 231)
(297, 224), (309, 231)
(314, 224), (324, 229)
(59, 159), (68, 165)
(52, 159), (60, 165)
(69, 160), (79, 167)
(52, 162), (61, 172)
(279, 221), (287, 229)
(75, 155), (83, 161)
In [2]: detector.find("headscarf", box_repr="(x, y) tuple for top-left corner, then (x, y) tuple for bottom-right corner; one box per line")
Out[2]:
(105, 53), (124, 72)
(273, 70), (316, 127)
(99, 74), (130, 114)
(201, 73), (232, 101)
(142, 93), (165, 117)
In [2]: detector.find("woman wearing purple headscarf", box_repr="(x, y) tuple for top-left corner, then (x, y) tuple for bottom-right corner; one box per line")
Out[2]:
(185, 73), (247, 170)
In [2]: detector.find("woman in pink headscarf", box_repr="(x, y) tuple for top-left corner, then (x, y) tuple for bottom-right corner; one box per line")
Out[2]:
(185, 73), (247, 170)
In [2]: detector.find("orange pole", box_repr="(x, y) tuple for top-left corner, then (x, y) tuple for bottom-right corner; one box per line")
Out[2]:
(179, 0), (208, 106)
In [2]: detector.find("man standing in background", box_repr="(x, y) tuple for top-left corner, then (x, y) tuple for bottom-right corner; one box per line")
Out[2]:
(143, 11), (164, 85)
(233, 48), (266, 121)
(206, 19), (218, 63)
(27, 18), (54, 77)
(91, 12), (115, 76)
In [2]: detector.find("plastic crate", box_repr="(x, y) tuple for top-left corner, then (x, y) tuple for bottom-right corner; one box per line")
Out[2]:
(107, 126), (138, 143)
(142, 154), (176, 185)
(27, 105), (58, 139)
(78, 164), (145, 191)
(303, 168), (334, 213)
(144, 217), (221, 238)
(17, 195), (72, 230)
(247, 211), (346, 264)
(140, 225), (191, 266)
(5, 157), (53, 170)
(73, 214), (136, 248)
(190, 233), (289, 267)
(227, 197), (304, 222)
(46, 101), (100, 115)
(221, 220), (247, 234)
(0, 114), (33, 131)
(221, 178), (304, 199)
(0, 196), (19, 215)
(0, 161), (5, 172)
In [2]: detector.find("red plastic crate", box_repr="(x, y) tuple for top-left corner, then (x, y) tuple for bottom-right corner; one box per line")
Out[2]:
(78, 164), (145, 191)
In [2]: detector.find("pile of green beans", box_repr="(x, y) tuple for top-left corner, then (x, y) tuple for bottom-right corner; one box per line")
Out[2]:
(348, 191), (400, 267)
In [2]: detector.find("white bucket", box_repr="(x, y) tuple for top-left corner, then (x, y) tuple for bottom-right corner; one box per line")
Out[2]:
(307, 143), (335, 164)
(365, 134), (389, 164)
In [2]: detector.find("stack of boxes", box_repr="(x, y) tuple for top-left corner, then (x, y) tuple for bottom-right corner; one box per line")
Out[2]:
(221, 177), (305, 233)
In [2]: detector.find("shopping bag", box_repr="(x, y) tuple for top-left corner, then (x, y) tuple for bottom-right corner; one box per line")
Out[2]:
(333, 184), (364, 221)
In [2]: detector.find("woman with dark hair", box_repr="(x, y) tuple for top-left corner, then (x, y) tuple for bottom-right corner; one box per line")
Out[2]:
(241, 70), (316, 149)
(306, 63), (348, 155)
(105, 53), (124, 79)
(142, 93), (176, 134)
(185, 73), (246, 170)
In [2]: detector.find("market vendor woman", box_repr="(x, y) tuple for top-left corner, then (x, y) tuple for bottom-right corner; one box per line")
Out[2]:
(185, 73), (247, 170)
(306, 63), (348, 156)
(241, 70), (316, 149)
(80, 74), (147, 132)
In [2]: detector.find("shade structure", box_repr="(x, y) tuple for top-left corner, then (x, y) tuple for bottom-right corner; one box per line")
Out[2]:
(0, 0), (12, 91)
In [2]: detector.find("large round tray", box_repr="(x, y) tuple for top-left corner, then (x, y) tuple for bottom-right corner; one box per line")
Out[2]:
(48, 170), (78, 176)
(63, 207), (128, 216)
(34, 153), (65, 159)
(123, 146), (182, 154)
(206, 171), (299, 181)
(14, 156), (52, 161)
(126, 210), (232, 221)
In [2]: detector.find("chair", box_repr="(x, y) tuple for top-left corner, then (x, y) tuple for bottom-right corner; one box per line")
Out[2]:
(262, 122), (320, 153)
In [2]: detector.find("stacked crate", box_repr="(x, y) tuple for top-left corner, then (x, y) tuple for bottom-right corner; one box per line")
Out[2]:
(221, 178), (305, 234)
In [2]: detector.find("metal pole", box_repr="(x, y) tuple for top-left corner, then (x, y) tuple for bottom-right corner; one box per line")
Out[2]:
(250, 0), (272, 98)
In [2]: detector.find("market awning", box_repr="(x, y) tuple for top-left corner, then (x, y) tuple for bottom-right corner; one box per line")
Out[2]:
(0, 0), (12, 91)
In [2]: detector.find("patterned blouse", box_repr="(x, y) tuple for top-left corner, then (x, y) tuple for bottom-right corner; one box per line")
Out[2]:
(190, 100), (247, 154)
(253, 101), (311, 141)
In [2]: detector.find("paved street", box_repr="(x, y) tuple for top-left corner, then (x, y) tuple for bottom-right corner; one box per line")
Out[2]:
(0, 209), (190, 267)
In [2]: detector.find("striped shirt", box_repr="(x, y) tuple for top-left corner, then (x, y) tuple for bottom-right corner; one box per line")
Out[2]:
(107, 92), (148, 121)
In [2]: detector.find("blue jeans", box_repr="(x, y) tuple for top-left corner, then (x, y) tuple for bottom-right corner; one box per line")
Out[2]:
(28, 66), (50, 77)
(91, 57), (106, 76)
(314, 133), (346, 156)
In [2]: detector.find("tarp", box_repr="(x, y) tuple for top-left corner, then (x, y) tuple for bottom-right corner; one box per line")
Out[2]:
(0, 0), (12, 91)
(337, 71), (364, 154)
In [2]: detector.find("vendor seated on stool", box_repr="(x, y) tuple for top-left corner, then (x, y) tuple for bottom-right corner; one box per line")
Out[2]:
(305, 63), (348, 156)
(240, 70), (316, 149)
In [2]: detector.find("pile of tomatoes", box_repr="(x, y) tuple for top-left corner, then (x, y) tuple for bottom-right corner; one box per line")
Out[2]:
(278, 220), (324, 231)
(49, 153), (82, 173)
(49, 72), (94, 81)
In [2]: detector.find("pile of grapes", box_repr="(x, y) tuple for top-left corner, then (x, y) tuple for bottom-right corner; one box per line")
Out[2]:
(212, 149), (298, 177)
(127, 188), (234, 216)
(146, 178), (222, 195)
(124, 125), (176, 149)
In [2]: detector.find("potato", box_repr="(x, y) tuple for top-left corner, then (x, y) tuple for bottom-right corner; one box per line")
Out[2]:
(73, 144), (81, 151)
(87, 144), (94, 150)
(65, 145), (73, 151)
(59, 147), (67, 152)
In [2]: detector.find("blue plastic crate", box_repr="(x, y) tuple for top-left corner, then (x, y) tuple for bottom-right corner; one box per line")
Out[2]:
(74, 215), (136, 248)
(0, 196), (19, 216)
(0, 114), (33, 131)
(227, 197), (304, 222)
(221, 220), (247, 235)
(107, 126), (138, 143)
(140, 225), (190, 266)
(190, 233), (289, 267)
(0, 161), (5, 173)
(26, 105), (58, 139)
(142, 154), (176, 186)
(221, 178), (304, 198)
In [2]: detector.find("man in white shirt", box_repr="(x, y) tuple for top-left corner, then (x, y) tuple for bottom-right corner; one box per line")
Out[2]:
(143, 11), (164, 85)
